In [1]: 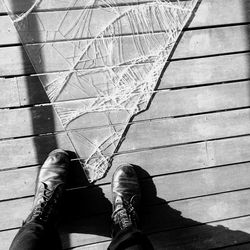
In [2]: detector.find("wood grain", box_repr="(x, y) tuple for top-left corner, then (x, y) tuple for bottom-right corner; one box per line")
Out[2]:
(1, 189), (250, 248)
(3, 215), (250, 250)
(1, 80), (250, 139)
(1, 0), (249, 45)
(1, 108), (250, 170)
(0, 25), (249, 76)
(62, 216), (250, 250)
(1, 52), (250, 109)
(1, 1), (250, 249)
(2, 159), (250, 202)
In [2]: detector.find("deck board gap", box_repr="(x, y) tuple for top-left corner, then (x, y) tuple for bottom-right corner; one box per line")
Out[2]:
(186, 22), (250, 31)
(171, 50), (250, 62)
(1, 49), (249, 79)
(166, 78), (250, 90)
(212, 241), (250, 250)
(2, 105), (250, 142)
(1, 21), (247, 47)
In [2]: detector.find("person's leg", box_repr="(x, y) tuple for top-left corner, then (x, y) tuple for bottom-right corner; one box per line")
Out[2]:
(109, 227), (153, 250)
(9, 221), (62, 250)
(108, 164), (154, 250)
(9, 149), (70, 250)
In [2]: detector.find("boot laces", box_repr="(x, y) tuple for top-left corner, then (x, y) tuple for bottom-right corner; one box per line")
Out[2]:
(31, 182), (59, 222)
(112, 197), (137, 230)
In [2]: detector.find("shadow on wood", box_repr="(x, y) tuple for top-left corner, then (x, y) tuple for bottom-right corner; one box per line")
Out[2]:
(9, 0), (58, 165)
(138, 166), (250, 249)
(57, 164), (250, 249)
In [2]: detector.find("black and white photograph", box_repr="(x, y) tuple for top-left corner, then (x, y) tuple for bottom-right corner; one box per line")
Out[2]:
(0, 0), (250, 249)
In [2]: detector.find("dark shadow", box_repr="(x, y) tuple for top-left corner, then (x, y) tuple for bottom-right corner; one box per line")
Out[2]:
(8, 0), (64, 246)
(8, 1), (250, 249)
(9, 0), (58, 165)
(136, 166), (250, 249)
(57, 163), (250, 249)
(57, 1), (250, 249)
(59, 153), (112, 248)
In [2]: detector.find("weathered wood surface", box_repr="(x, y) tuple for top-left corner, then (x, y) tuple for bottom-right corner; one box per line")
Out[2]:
(1, 107), (250, 157)
(0, 80), (250, 140)
(1, 0), (250, 249)
(1, 189), (250, 248)
(3, 215), (250, 250)
(0, 0), (250, 45)
(1, 53), (250, 108)
(2, 159), (250, 201)
(0, 24), (249, 76)
(57, 216), (250, 249)
(0, 0), (196, 13)
(1, 128), (250, 177)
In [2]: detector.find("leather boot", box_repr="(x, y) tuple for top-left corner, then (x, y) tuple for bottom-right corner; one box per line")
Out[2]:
(24, 149), (70, 225)
(111, 164), (141, 236)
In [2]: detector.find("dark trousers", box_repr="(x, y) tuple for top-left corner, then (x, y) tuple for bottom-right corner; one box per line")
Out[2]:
(10, 221), (154, 250)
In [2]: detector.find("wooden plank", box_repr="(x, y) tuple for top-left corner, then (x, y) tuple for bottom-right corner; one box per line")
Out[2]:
(0, 131), (235, 171)
(0, 76), (49, 108)
(174, 24), (250, 59)
(1, 0), (248, 17)
(117, 108), (250, 152)
(0, 77), (20, 107)
(1, 129), (250, 177)
(0, 105), (62, 138)
(65, 108), (250, 158)
(161, 52), (250, 88)
(0, 110), (250, 169)
(111, 135), (250, 179)
(0, 25), (249, 76)
(2, 158), (250, 202)
(1, 189), (250, 247)
(0, 76), (43, 108)
(220, 243), (250, 250)
(1, 80), (250, 139)
(64, 216), (250, 250)
(0, 133), (75, 169)
(0, 229), (18, 250)
(3, 216), (250, 250)
(2, 51), (250, 109)
(0, 0), (161, 13)
(192, 0), (250, 27)
(134, 81), (250, 121)
(1, 0), (250, 45)
(148, 216), (250, 250)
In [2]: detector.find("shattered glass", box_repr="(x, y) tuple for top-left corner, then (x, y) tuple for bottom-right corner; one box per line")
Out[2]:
(2, 0), (198, 182)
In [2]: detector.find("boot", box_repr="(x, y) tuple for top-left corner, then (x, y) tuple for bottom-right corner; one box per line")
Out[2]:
(24, 149), (70, 225)
(111, 164), (141, 235)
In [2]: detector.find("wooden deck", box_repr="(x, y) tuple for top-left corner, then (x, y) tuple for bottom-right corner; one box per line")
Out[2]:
(1, 0), (250, 249)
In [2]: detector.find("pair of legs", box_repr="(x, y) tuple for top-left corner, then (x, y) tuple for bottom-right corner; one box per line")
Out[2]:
(10, 150), (154, 250)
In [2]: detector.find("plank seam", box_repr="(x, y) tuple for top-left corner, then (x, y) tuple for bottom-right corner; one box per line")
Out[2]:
(1, 21), (249, 48)
(1, 105), (250, 142)
(1, 78), (250, 110)
(2, 200), (250, 235)
(0, 0), (162, 15)
(2, 189), (250, 236)
(2, 49), (250, 79)
(171, 50), (250, 62)
(2, 132), (250, 163)
(2, 181), (250, 206)
(186, 22), (250, 31)
(211, 241), (250, 250)
(60, 214), (250, 249)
